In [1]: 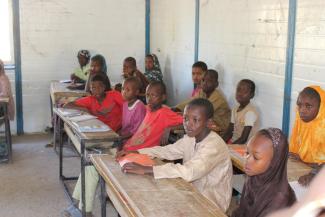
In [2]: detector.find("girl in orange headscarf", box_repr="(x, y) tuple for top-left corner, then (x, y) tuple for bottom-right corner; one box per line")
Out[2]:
(290, 86), (325, 186)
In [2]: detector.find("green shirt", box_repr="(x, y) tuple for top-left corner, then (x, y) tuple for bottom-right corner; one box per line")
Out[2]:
(73, 64), (90, 81)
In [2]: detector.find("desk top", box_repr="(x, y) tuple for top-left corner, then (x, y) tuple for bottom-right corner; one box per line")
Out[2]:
(50, 81), (89, 103)
(54, 108), (119, 142)
(91, 154), (226, 217)
(228, 145), (312, 182)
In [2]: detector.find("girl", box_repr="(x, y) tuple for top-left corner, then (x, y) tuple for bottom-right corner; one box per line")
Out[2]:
(0, 59), (15, 121)
(70, 50), (91, 83)
(144, 54), (163, 82)
(232, 128), (296, 217)
(290, 86), (325, 186)
(84, 54), (108, 92)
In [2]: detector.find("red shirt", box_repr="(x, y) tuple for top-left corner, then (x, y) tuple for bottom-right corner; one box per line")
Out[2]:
(75, 90), (123, 131)
(123, 106), (183, 151)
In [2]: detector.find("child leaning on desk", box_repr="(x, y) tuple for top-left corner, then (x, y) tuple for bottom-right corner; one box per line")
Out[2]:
(118, 98), (233, 212)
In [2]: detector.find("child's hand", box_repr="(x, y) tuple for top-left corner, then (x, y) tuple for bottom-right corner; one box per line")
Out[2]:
(121, 162), (153, 175)
(298, 172), (315, 186)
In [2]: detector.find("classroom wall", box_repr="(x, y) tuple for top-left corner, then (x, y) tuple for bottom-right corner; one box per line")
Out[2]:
(19, 0), (145, 132)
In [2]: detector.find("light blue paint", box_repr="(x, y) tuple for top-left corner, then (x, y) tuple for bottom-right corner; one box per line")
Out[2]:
(194, 0), (200, 62)
(282, 0), (297, 136)
(12, 0), (24, 134)
(145, 0), (150, 55)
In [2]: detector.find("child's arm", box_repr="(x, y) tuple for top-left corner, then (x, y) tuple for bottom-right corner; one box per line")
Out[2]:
(232, 126), (252, 144)
(63, 101), (89, 112)
(222, 123), (234, 143)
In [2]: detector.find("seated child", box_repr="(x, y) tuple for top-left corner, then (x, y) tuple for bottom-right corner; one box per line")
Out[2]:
(123, 57), (149, 98)
(191, 61), (207, 97)
(0, 59), (15, 121)
(175, 69), (231, 135)
(144, 54), (163, 82)
(289, 86), (325, 186)
(122, 81), (183, 151)
(231, 128), (296, 217)
(64, 73), (123, 132)
(119, 98), (233, 212)
(70, 50), (91, 83)
(85, 54), (108, 92)
(119, 77), (146, 143)
(223, 79), (259, 144)
(62, 74), (123, 217)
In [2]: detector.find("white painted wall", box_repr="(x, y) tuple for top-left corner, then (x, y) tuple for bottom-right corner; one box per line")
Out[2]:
(151, 0), (195, 105)
(20, 0), (145, 132)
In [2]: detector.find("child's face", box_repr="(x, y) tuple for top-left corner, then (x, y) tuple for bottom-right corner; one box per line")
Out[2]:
(123, 61), (135, 77)
(297, 93), (320, 123)
(192, 67), (204, 85)
(236, 81), (253, 105)
(78, 55), (88, 67)
(145, 56), (154, 70)
(90, 60), (102, 75)
(90, 81), (106, 98)
(146, 85), (165, 111)
(201, 73), (218, 94)
(122, 81), (139, 101)
(183, 106), (208, 138)
(244, 134), (274, 176)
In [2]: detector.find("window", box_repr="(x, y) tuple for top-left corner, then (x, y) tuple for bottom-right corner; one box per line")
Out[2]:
(0, 0), (14, 64)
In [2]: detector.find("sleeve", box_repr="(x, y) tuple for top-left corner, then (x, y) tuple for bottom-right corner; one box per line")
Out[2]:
(164, 108), (183, 127)
(244, 111), (257, 126)
(74, 96), (92, 110)
(152, 139), (228, 182)
(138, 138), (186, 160)
(130, 103), (146, 134)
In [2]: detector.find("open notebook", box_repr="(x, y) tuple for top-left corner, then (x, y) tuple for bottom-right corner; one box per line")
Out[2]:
(71, 118), (111, 132)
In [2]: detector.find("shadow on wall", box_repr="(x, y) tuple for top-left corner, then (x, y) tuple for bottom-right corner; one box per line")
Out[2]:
(163, 56), (175, 106)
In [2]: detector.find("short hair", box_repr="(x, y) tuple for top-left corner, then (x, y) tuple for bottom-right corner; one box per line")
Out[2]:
(148, 81), (166, 95)
(240, 79), (256, 95)
(192, 61), (208, 71)
(124, 57), (137, 67)
(91, 54), (107, 74)
(91, 73), (111, 91)
(300, 87), (321, 105)
(123, 77), (141, 91)
(186, 98), (214, 119)
(205, 69), (218, 82)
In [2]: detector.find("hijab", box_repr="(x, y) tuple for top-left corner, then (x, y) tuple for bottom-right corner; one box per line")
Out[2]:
(144, 54), (163, 82)
(232, 128), (296, 217)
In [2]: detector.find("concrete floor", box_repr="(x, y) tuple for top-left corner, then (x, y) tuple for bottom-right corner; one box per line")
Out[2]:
(0, 133), (118, 217)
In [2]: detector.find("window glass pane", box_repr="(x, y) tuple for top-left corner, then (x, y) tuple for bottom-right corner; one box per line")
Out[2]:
(0, 0), (13, 63)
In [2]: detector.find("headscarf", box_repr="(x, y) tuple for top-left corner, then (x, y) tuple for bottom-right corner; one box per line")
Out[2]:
(232, 128), (296, 217)
(144, 54), (163, 82)
(85, 54), (108, 92)
(77, 50), (91, 60)
(290, 86), (325, 164)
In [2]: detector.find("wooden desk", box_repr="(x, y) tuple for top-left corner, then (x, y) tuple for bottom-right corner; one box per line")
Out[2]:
(54, 108), (119, 217)
(90, 154), (226, 217)
(0, 97), (12, 163)
(228, 145), (312, 182)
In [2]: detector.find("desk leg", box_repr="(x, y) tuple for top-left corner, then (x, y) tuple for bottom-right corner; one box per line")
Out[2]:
(100, 175), (107, 217)
(80, 140), (86, 217)
(59, 117), (63, 179)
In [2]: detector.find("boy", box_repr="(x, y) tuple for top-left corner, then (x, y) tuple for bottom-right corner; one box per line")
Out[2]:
(223, 79), (259, 144)
(290, 86), (325, 186)
(175, 69), (231, 136)
(119, 98), (233, 212)
(191, 61), (208, 96)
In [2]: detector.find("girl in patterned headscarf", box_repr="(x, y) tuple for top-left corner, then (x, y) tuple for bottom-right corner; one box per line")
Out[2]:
(144, 54), (163, 82)
(232, 128), (296, 217)
(0, 59), (15, 121)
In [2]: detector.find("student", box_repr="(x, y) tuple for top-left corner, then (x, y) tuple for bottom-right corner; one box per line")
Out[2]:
(64, 73), (123, 132)
(223, 79), (259, 144)
(84, 54), (108, 92)
(191, 61), (208, 97)
(232, 128), (296, 217)
(289, 86), (325, 186)
(121, 81), (183, 151)
(120, 77), (146, 142)
(70, 50), (91, 83)
(123, 57), (149, 96)
(175, 69), (231, 136)
(119, 98), (233, 212)
(0, 59), (15, 121)
(144, 54), (163, 82)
